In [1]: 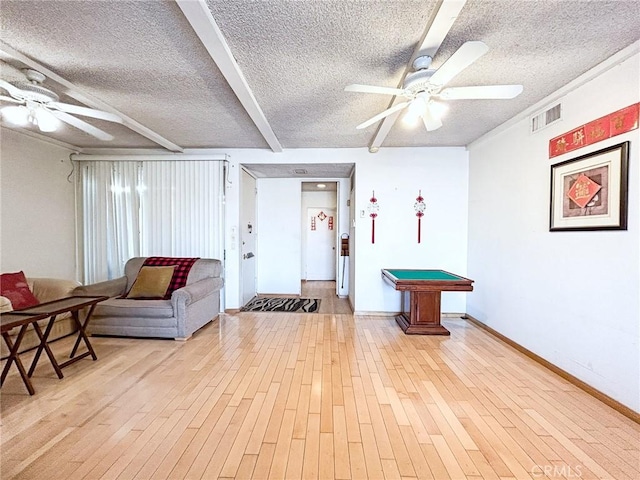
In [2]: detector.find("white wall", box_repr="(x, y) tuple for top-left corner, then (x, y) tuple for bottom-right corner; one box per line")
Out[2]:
(0, 129), (77, 279)
(352, 147), (469, 313)
(223, 147), (469, 315)
(467, 52), (640, 411)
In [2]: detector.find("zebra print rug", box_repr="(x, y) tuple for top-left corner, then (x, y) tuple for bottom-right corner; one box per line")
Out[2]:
(241, 297), (321, 313)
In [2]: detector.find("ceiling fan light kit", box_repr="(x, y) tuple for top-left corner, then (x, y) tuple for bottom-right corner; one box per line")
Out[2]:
(346, 41), (523, 138)
(0, 68), (121, 140)
(34, 107), (60, 132)
(402, 94), (428, 125)
(1, 100), (62, 132)
(1, 105), (29, 126)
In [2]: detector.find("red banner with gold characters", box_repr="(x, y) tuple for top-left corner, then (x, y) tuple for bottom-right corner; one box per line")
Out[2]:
(549, 103), (639, 158)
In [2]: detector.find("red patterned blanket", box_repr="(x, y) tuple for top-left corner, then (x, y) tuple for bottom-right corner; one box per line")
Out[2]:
(142, 257), (200, 299)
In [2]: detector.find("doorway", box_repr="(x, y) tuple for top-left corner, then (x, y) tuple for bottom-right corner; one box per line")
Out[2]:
(301, 280), (352, 313)
(240, 169), (257, 305)
(301, 182), (338, 282)
(306, 207), (337, 280)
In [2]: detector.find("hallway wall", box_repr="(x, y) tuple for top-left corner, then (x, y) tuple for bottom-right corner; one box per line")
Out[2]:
(223, 147), (469, 314)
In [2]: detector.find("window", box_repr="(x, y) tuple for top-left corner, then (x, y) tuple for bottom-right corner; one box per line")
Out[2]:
(77, 160), (224, 283)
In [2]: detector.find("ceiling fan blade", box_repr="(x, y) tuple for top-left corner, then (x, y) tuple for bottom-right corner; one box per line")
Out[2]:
(345, 84), (407, 97)
(422, 104), (443, 131)
(0, 95), (22, 104)
(52, 110), (114, 141)
(0, 79), (23, 98)
(429, 41), (489, 87)
(440, 85), (523, 100)
(356, 101), (410, 130)
(49, 102), (122, 123)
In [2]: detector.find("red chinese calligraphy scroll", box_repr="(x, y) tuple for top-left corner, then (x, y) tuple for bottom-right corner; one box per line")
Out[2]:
(328, 216), (334, 230)
(550, 103), (639, 158)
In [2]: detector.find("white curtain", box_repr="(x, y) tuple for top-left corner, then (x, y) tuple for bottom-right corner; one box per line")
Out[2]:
(78, 160), (224, 283)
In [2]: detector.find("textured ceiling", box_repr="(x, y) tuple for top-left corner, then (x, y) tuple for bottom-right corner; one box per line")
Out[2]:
(243, 163), (354, 179)
(302, 182), (338, 192)
(0, 0), (639, 153)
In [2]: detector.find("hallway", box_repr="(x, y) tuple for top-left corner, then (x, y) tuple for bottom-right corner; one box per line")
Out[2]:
(301, 281), (352, 314)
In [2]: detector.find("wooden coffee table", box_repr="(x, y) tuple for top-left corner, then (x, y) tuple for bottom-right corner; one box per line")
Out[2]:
(1, 311), (51, 395)
(1, 295), (108, 394)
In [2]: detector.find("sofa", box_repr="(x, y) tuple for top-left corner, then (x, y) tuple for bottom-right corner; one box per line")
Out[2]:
(72, 257), (223, 340)
(1, 276), (81, 357)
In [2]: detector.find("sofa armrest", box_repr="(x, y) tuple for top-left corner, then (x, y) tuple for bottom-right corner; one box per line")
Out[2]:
(73, 276), (128, 297)
(30, 278), (82, 303)
(172, 277), (224, 306)
(0, 296), (12, 313)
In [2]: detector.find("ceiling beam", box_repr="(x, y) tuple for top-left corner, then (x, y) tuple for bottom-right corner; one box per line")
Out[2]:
(369, 0), (467, 152)
(71, 152), (227, 161)
(176, 0), (283, 153)
(0, 42), (184, 153)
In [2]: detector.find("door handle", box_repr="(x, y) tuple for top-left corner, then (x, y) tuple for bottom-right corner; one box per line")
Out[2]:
(243, 252), (255, 260)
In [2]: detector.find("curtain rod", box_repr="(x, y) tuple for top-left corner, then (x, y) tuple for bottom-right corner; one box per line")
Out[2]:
(71, 153), (229, 161)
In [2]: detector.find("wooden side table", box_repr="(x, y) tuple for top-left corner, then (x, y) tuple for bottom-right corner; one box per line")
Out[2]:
(381, 269), (474, 335)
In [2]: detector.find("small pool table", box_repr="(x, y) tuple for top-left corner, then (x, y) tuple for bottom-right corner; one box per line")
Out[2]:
(381, 269), (474, 335)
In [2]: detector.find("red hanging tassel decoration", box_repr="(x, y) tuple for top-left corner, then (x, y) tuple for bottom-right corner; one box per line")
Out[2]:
(414, 190), (425, 243)
(368, 191), (379, 244)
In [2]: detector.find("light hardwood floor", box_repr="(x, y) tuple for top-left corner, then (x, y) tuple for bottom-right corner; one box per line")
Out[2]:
(301, 281), (352, 315)
(255, 281), (352, 315)
(1, 297), (638, 479)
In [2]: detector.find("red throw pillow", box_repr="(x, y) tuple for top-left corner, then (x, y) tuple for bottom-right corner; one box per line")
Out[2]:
(0, 271), (40, 310)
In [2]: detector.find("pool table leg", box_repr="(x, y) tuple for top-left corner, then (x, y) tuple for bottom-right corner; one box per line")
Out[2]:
(396, 291), (450, 335)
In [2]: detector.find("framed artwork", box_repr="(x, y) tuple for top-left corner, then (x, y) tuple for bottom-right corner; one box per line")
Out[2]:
(550, 141), (629, 231)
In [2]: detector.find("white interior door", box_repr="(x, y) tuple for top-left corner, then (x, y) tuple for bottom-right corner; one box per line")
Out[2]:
(241, 170), (257, 304)
(306, 207), (336, 280)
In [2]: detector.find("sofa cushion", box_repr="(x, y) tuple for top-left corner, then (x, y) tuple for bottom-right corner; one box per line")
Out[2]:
(141, 257), (200, 298)
(90, 316), (178, 330)
(30, 278), (81, 303)
(0, 271), (39, 310)
(126, 266), (175, 299)
(94, 298), (174, 318)
(123, 257), (222, 293)
(187, 259), (222, 282)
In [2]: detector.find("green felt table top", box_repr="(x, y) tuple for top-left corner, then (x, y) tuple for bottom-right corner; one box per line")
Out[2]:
(383, 269), (465, 281)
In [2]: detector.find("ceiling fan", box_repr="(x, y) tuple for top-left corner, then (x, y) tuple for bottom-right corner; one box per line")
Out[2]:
(345, 41), (523, 132)
(0, 68), (121, 140)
